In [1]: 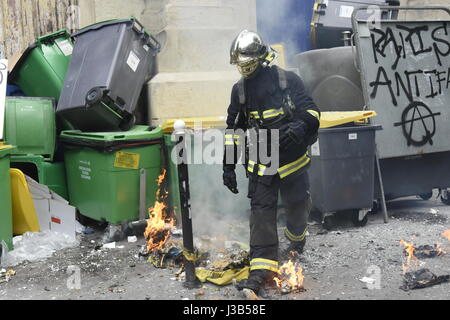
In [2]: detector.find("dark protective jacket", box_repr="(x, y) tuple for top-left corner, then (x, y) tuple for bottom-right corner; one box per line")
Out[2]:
(224, 65), (320, 182)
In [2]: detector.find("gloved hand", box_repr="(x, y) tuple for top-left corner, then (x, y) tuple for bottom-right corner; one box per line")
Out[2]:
(279, 120), (308, 150)
(223, 166), (239, 194)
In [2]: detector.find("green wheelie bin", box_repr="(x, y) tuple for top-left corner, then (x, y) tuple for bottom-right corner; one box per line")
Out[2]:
(0, 145), (15, 252)
(60, 126), (163, 224)
(10, 30), (73, 101)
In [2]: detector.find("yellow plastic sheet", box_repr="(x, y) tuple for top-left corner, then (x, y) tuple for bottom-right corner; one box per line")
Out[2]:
(10, 169), (40, 235)
(196, 267), (250, 286)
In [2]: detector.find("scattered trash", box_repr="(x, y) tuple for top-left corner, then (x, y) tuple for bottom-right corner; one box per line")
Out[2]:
(128, 236), (138, 243)
(1, 231), (79, 267)
(400, 269), (450, 291)
(429, 208), (439, 214)
(75, 221), (94, 234)
(359, 277), (377, 285)
(0, 269), (16, 284)
(102, 242), (116, 249)
(413, 244), (446, 259)
(242, 288), (261, 300)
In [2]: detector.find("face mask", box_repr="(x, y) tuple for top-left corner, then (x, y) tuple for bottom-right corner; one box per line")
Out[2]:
(237, 60), (260, 78)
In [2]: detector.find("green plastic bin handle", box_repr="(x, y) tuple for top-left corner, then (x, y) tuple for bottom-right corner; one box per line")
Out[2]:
(37, 29), (70, 44)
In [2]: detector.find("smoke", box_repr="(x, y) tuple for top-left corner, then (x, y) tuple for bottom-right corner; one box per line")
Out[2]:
(186, 131), (251, 244)
(256, 0), (315, 66)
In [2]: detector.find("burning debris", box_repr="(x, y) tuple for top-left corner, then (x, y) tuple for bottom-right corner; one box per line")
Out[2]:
(144, 170), (176, 255)
(399, 239), (449, 291)
(0, 269), (16, 284)
(401, 240), (446, 260)
(274, 259), (305, 295)
(442, 229), (450, 241)
(400, 269), (450, 291)
(413, 244), (446, 259)
(400, 240), (446, 274)
(400, 240), (420, 274)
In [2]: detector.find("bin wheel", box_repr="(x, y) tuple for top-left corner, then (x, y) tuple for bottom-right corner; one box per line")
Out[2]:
(119, 115), (136, 131)
(369, 200), (379, 215)
(441, 190), (450, 205)
(86, 87), (105, 105)
(351, 210), (369, 227)
(322, 215), (335, 231)
(419, 192), (433, 201)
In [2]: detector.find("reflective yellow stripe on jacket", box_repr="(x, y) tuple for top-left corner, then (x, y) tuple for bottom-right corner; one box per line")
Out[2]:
(249, 108), (285, 120)
(225, 134), (242, 146)
(250, 258), (279, 273)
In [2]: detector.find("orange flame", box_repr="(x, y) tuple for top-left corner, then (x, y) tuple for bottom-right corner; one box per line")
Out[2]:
(274, 260), (304, 293)
(400, 240), (419, 274)
(144, 170), (175, 252)
(442, 230), (450, 241)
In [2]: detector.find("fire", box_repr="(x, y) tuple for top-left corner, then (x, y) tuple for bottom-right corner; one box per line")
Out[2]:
(400, 240), (419, 274)
(144, 170), (175, 252)
(442, 230), (450, 241)
(274, 260), (305, 294)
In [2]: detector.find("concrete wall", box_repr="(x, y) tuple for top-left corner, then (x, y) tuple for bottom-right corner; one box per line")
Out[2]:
(399, 0), (450, 19)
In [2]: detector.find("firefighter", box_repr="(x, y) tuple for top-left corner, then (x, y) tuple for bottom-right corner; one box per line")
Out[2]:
(223, 30), (321, 294)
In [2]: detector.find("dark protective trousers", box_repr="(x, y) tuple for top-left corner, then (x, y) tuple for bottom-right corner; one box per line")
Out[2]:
(247, 172), (311, 272)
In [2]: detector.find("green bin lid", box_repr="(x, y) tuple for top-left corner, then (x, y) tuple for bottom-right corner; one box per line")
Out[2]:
(0, 145), (16, 158)
(60, 126), (163, 152)
(61, 125), (162, 141)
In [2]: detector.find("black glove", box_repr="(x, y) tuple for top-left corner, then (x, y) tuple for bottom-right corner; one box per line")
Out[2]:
(279, 121), (308, 150)
(223, 166), (239, 194)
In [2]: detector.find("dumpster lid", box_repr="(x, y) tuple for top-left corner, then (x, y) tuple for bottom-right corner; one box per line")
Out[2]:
(320, 111), (377, 129)
(0, 144), (16, 158)
(72, 18), (161, 53)
(162, 117), (228, 134)
(60, 125), (162, 142)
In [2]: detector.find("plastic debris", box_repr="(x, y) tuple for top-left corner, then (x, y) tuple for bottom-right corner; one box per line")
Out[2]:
(102, 242), (116, 249)
(0, 269), (16, 283)
(0, 231), (79, 267)
(128, 236), (138, 243)
(400, 268), (450, 291)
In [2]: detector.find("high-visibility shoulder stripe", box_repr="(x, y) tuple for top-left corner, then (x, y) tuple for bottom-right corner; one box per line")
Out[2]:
(307, 110), (320, 120)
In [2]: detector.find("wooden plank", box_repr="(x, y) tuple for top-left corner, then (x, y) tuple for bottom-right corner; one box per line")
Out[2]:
(0, 0), (76, 58)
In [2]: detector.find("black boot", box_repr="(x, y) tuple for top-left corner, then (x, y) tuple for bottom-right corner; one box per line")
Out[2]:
(236, 270), (276, 294)
(282, 239), (306, 259)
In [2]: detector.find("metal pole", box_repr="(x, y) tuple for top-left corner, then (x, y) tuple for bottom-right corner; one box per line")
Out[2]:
(375, 147), (389, 224)
(175, 121), (201, 289)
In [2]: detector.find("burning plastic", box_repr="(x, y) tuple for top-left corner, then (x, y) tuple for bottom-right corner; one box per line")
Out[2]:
(400, 268), (450, 291)
(144, 170), (176, 253)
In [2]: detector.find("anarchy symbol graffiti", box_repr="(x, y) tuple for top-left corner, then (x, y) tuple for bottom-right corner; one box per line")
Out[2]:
(394, 101), (441, 147)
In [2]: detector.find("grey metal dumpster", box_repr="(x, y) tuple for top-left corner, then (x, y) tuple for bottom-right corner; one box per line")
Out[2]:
(352, 6), (450, 204)
(309, 124), (381, 228)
